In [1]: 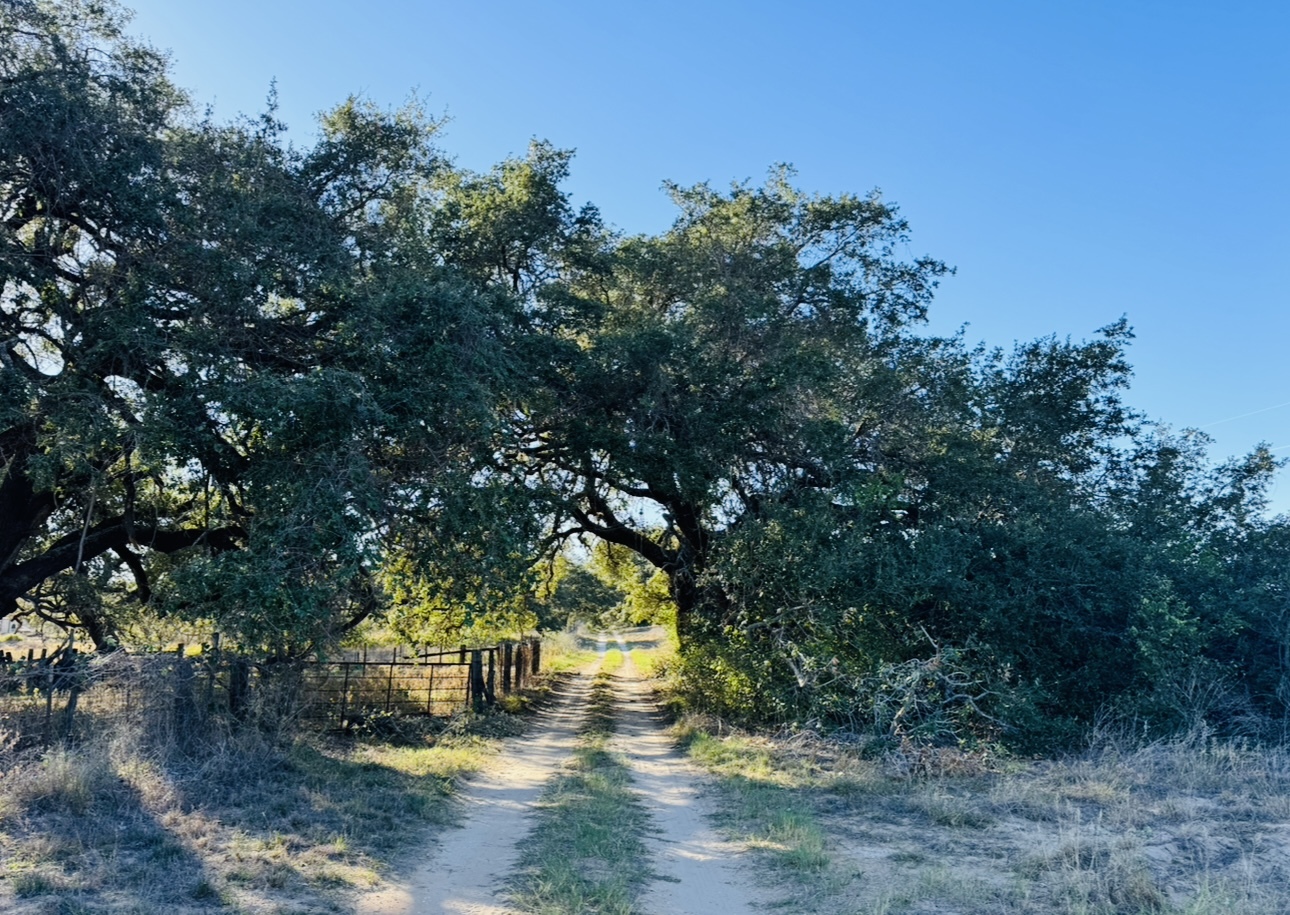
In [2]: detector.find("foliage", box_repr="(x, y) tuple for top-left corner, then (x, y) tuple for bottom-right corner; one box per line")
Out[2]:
(379, 547), (538, 648)
(0, 1), (522, 653)
(527, 542), (676, 632)
(529, 552), (621, 631)
(582, 540), (676, 629)
(490, 155), (1289, 745)
(4, 0), (1288, 749)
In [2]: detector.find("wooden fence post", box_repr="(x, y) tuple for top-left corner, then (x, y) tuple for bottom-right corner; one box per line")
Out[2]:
(531, 639), (540, 675)
(502, 643), (513, 693)
(384, 645), (399, 712)
(172, 645), (199, 749)
(42, 654), (53, 743)
(339, 662), (352, 726)
(59, 648), (80, 740)
(43, 688), (54, 742)
(205, 632), (221, 710)
(469, 650), (485, 712)
(485, 649), (496, 705)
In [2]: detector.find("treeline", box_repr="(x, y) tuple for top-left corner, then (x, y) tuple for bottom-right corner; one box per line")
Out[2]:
(3, 1), (1287, 749)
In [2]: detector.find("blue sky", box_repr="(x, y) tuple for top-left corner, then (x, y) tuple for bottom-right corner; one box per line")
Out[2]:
(124, 1), (1290, 513)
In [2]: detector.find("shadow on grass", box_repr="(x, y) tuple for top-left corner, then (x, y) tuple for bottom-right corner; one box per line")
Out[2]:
(0, 723), (498, 914)
(1, 751), (231, 913)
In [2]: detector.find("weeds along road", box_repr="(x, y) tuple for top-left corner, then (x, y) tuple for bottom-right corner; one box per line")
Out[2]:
(357, 633), (765, 915)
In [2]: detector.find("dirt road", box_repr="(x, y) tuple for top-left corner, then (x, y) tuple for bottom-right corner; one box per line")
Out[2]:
(355, 671), (594, 915)
(356, 636), (764, 915)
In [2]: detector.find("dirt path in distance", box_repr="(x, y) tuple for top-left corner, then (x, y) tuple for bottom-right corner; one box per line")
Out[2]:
(356, 633), (769, 915)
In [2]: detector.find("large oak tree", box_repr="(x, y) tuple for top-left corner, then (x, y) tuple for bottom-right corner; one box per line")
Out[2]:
(1, 1), (515, 651)
(6, 1), (1287, 745)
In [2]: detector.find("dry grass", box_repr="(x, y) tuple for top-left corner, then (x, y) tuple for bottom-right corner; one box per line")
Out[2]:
(0, 631), (584, 912)
(0, 706), (520, 913)
(682, 723), (1290, 915)
(671, 719), (842, 913)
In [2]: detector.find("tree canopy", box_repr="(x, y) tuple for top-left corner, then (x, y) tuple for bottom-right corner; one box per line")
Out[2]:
(1, 0), (519, 652)
(3, 0), (1287, 747)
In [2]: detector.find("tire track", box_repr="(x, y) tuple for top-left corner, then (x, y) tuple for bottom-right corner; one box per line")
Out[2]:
(608, 649), (768, 915)
(356, 634), (771, 915)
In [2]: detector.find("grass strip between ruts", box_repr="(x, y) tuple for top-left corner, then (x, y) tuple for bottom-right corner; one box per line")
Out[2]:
(510, 652), (654, 915)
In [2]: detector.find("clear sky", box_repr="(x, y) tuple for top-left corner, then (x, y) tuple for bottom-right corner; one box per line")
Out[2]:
(123, 0), (1290, 514)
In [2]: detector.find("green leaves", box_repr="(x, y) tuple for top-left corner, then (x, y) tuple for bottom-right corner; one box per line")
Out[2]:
(5, 1), (1288, 749)
(0, 2), (522, 652)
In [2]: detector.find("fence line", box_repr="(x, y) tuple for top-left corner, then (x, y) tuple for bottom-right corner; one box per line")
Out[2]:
(0, 636), (544, 749)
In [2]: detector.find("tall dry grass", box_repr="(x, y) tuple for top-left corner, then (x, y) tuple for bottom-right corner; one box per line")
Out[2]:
(0, 682), (507, 913)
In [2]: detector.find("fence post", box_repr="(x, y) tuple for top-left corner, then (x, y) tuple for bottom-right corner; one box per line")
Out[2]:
(463, 654), (471, 709)
(59, 648), (80, 740)
(206, 632), (221, 710)
(531, 639), (540, 675)
(469, 650), (485, 712)
(384, 646), (399, 712)
(173, 645), (199, 750)
(42, 654), (53, 743)
(485, 649), (496, 705)
(502, 643), (513, 693)
(339, 662), (352, 727)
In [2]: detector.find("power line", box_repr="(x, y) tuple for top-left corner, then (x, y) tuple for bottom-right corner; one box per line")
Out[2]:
(1202, 400), (1290, 429)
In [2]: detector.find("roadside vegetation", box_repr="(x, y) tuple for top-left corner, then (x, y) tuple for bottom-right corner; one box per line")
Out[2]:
(0, 634), (586, 914)
(613, 627), (1290, 914)
(5, 4), (1290, 910)
(677, 714), (1290, 915)
(0, 721), (490, 912)
(7, 0), (1290, 758)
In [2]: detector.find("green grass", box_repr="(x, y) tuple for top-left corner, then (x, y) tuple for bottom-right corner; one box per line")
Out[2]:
(542, 630), (600, 674)
(670, 719), (928, 913)
(624, 630), (677, 680)
(680, 728), (833, 876)
(543, 649), (599, 674)
(599, 647), (625, 676)
(510, 665), (654, 915)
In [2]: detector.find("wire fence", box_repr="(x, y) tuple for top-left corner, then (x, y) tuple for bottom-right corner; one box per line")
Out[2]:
(0, 637), (543, 750)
